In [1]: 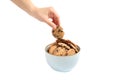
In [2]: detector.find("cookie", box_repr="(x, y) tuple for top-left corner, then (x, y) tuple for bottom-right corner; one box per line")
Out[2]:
(67, 49), (76, 56)
(58, 42), (70, 50)
(48, 45), (57, 54)
(52, 26), (64, 39)
(68, 43), (79, 53)
(56, 39), (79, 52)
(53, 47), (66, 56)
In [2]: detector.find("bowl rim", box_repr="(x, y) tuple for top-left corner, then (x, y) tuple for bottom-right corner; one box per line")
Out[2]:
(45, 44), (80, 57)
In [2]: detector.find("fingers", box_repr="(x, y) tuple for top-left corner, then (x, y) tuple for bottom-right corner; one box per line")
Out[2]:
(45, 8), (60, 30)
(49, 7), (60, 26)
(45, 19), (56, 30)
(53, 12), (60, 26)
(33, 7), (60, 30)
(53, 15), (60, 26)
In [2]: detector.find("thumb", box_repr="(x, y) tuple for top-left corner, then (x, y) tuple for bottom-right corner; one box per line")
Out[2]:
(45, 20), (57, 30)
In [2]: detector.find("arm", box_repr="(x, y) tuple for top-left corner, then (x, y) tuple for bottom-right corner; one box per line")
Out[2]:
(11, 0), (60, 30)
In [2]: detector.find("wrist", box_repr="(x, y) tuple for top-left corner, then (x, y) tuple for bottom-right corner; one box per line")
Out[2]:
(26, 4), (37, 15)
(11, 0), (37, 15)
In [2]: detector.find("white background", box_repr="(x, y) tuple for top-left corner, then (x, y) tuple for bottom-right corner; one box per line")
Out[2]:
(0, 0), (120, 80)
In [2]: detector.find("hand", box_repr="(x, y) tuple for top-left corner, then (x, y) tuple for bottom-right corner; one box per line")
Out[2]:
(11, 0), (60, 30)
(30, 7), (60, 30)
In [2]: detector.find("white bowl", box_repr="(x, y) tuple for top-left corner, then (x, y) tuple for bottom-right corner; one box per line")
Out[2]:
(45, 44), (80, 72)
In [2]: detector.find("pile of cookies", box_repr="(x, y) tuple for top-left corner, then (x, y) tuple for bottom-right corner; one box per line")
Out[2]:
(48, 26), (79, 56)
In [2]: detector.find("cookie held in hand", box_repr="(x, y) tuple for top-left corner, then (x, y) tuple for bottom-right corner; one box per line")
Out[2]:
(52, 26), (64, 39)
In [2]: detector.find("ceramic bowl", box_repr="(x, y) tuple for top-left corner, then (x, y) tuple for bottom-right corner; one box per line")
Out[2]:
(45, 44), (80, 72)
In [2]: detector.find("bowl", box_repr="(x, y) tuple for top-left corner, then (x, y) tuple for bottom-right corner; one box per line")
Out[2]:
(45, 44), (80, 72)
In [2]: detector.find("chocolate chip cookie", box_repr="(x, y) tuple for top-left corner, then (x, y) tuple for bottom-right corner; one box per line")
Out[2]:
(52, 26), (64, 39)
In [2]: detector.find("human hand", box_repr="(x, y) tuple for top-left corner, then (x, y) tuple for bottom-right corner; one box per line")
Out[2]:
(11, 0), (60, 30)
(30, 7), (60, 30)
